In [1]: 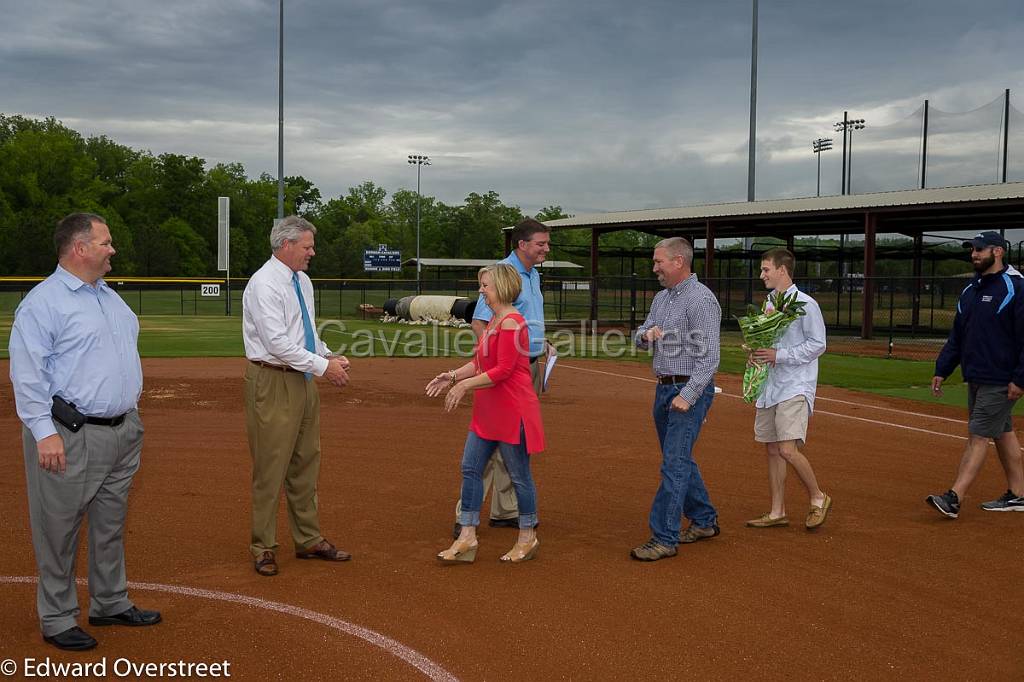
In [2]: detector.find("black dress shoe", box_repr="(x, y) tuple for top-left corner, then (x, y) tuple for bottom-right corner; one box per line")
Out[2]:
(89, 606), (162, 627)
(43, 626), (98, 651)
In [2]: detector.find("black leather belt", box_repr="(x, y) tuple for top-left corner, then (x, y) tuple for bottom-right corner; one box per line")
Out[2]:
(86, 414), (126, 427)
(251, 360), (301, 374)
(658, 375), (690, 385)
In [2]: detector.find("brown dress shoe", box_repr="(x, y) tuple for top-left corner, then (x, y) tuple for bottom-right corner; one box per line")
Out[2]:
(255, 551), (278, 576)
(295, 539), (352, 562)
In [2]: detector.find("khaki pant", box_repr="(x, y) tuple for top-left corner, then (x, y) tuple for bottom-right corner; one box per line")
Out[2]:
(454, 355), (544, 521)
(245, 362), (324, 558)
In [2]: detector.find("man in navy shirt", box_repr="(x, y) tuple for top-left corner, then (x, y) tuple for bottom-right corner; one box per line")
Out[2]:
(928, 231), (1024, 517)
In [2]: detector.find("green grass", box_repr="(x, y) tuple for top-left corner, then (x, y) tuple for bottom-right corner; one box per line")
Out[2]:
(0, 314), (1005, 413)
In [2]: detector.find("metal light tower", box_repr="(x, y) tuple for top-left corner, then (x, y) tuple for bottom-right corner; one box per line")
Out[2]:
(407, 154), (430, 294)
(747, 0), (758, 202)
(812, 138), (833, 197)
(276, 0), (285, 219)
(834, 117), (865, 194)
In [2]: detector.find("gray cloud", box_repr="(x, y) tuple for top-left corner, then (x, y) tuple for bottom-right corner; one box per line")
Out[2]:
(1, 0), (1022, 218)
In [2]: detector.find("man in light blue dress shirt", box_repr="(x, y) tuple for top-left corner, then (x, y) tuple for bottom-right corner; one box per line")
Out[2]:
(452, 218), (550, 536)
(9, 213), (160, 651)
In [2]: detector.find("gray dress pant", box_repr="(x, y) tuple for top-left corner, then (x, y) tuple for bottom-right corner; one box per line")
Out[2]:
(22, 410), (143, 636)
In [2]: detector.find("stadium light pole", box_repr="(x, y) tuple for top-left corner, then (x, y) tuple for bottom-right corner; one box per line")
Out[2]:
(834, 118), (865, 194)
(276, 0), (284, 220)
(747, 0), (758, 203)
(743, 0), (758, 301)
(407, 154), (430, 294)
(811, 137), (833, 281)
(812, 137), (833, 197)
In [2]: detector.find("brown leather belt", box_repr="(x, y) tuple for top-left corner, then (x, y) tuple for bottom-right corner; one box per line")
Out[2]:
(251, 360), (301, 374)
(658, 375), (690, 385)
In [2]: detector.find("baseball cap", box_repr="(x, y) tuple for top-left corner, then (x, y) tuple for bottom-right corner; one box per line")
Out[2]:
(962, 231), (1007, 250)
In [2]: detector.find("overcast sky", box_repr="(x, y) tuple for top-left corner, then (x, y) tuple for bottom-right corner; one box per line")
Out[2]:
(2, 0), (1023, 221)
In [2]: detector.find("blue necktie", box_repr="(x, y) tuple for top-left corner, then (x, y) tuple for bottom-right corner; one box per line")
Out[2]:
(292, 273), (316, 380)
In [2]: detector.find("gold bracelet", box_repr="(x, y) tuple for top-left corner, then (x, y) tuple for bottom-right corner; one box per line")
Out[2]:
(447, 370), (457, 387)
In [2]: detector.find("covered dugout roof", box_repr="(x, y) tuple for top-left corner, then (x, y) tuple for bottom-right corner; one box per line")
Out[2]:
(404, 257), (582, 269)
(538, 182), (1024, 238)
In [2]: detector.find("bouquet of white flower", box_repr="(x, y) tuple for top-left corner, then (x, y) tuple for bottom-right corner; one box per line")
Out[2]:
(736, 290), (807, 404)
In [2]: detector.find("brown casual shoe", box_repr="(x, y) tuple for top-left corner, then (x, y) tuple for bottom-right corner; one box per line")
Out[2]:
(805, 494), (833, 529)
(745, 513), (789, 528)
(680, 523), (720, 544)
(254, 551), (278, 576)
(630, 538), (677, 561)
(296, 539), (352, 562)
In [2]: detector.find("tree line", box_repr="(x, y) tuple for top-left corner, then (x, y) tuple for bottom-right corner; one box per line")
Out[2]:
(2, 113), (655, 279)
(2, 113), (972, 281)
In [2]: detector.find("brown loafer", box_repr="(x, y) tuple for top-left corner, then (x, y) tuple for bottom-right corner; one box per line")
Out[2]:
(255, 551), (278, 576)
(296, 539), (351, 562)
(806, 494), (833, 530)
(746, 513), (789, 528)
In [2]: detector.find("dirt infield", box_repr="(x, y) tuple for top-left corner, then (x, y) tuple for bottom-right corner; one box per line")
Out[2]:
(1, 357), (1022, 680)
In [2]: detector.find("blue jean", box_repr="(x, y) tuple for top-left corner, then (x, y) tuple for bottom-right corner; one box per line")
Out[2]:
(458, 427), (538, 529)
(648, 382), (717, 547)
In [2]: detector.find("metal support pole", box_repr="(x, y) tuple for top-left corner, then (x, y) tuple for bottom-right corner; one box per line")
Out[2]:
(1003, 88), (1010, 183)
(862, 214), (877, 339)
(629, 271), (637, 335)
(848, 127), (856, 195)
(704, 220), (716, 280)
(840, 111), (848, 196)
(912, 233), (923, 331)
(277, 0), (284, 219)
(747, 0), (758, 202)
(921, 99), (929, 189)
(816, 149), (822, 197)
(590, 229), (600, 323)
(415, 163), (422, 295)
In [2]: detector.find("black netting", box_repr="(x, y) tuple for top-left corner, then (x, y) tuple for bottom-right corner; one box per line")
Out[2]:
(925, 95), (1005, 188)
(1006, 102), (1024, 182)
(847, 105), (924, 194)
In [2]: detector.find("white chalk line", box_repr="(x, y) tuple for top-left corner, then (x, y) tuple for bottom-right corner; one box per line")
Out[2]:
(814, 394), (964, 424)
(0, 576), (458, 682)
(559, 363), (970, 442)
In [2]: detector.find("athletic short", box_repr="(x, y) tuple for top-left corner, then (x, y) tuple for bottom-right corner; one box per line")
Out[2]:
(967, 383), (1016, 438)
(754, 395), (809, 445)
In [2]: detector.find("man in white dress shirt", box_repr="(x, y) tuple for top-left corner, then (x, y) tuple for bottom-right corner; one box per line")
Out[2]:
(242, 216), (352, 576)
(746, 248), (832, 530)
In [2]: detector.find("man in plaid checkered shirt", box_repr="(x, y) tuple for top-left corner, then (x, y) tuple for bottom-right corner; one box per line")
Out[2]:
(630, 237), (722, 561)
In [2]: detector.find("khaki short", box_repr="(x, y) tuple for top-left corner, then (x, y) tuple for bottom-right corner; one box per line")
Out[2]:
(754, 395), (809, 444)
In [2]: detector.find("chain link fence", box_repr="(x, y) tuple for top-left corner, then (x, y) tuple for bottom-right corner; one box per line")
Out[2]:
(1, 274), (963, 360)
